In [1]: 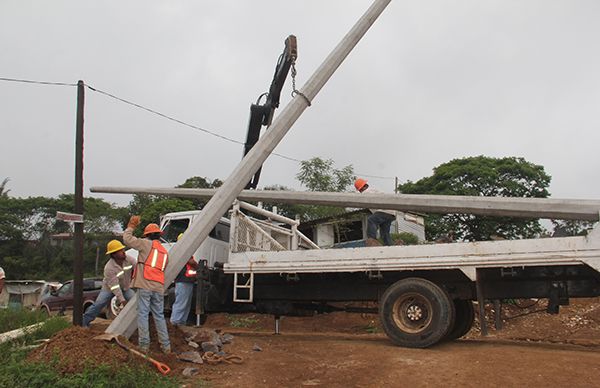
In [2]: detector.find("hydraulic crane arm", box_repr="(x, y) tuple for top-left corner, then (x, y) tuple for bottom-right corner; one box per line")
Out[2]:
(244, 35), (297, 189)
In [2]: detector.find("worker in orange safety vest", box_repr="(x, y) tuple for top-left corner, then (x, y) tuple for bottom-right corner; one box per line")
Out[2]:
(170, 232), (199, 326)
(123, 215), (171, 354)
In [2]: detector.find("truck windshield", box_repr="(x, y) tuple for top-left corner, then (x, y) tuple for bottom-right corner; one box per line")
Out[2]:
(161, 218), (191, 243)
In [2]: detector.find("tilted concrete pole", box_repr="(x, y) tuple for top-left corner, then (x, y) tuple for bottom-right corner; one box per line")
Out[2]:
(91, 187), (600, 221)
(105, 0), (393, 337)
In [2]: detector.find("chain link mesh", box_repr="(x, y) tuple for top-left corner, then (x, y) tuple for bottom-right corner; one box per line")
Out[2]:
(233, 214), (288, 253)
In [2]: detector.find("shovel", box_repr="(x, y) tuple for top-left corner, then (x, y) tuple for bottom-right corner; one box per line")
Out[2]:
(94, 333), (171, 375)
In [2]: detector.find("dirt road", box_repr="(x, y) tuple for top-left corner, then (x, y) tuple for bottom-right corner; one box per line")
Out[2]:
(192, 304), (600, 387)
(195, 330), (600, 387)
(36, 298), (600, 387)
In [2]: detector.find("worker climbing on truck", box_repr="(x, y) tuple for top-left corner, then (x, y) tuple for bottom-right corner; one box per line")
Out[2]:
(83, 240), (136, 327)
(123, 216), (171, 354)
(355, 178), (397, 246)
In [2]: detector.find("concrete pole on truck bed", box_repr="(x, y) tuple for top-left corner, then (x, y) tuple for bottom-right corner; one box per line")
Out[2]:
(105, 0), (393, 337)
(90, 187), (600, 222)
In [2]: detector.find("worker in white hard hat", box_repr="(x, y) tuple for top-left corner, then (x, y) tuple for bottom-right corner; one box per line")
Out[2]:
(83, 239), (136, 327)
(170, 232), (199, 326)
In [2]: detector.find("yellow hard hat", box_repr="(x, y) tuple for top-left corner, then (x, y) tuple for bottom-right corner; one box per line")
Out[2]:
(177, 233), (184, 241)
(106, 240), (126, 255)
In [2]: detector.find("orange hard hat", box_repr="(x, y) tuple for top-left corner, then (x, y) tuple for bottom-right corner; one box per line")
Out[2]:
(143, 223), (162, 236)
(354, 178), (368, 191)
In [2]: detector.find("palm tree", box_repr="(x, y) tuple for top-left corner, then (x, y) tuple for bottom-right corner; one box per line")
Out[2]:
(0, 177), (10, 197)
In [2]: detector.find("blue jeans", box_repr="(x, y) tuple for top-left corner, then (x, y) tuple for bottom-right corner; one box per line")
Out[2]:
(170, 282), (194, 325)
(367, 212), (396, 246)
(137, 288), (170, 350)
(83, 289), (135, 327)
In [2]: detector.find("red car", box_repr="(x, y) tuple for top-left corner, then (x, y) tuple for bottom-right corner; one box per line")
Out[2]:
(38, 278), (103, 315)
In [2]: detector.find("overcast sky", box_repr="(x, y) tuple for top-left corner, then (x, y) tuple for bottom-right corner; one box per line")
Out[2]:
(1, 0), (599, 207)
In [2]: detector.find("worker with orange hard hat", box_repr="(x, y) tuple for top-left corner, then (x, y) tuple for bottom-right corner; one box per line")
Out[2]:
(83, 239), (136, 327)
(123, 216), (171, 354)
(355, 178), (397, 246)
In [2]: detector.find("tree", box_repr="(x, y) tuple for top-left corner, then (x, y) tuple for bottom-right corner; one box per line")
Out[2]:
(397, 156), (551, 241)
(289, 157), (355, 221)
(0, 194), (127, 280)
(126, 176), (222, 230)
(296, 157), (355, 192)
(0, 178), (10, 197)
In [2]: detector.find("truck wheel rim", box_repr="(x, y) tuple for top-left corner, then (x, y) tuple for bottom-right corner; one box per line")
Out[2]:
(391, 292), (433, 334)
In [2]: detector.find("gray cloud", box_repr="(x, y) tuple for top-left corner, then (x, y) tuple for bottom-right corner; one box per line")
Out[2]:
(1, 0), (599, 206)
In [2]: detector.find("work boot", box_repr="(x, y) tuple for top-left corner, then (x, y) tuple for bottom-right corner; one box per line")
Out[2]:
(366, 238), (382, 247)
(139, 346), (149, 354)
(161, 346), (172, 354)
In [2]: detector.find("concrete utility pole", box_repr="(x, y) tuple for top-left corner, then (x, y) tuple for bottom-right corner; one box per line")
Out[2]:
(105, 0), (393, 337)
(73, 80), (85, 326)
(90, 187), (600, 222)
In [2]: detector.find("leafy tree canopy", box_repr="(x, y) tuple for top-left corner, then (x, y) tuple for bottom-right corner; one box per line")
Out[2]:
(296, 157), (355, 192)
(397, 156), (551, 241)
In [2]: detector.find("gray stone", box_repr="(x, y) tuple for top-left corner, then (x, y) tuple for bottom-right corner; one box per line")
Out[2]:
(178, 351), (204, 364)
(220, 333), (234, 344)
(252, 344), (262, 352)
(188, 340), (199, 349)
(201, 341), (220, 353)
(182, 367), (200, 377)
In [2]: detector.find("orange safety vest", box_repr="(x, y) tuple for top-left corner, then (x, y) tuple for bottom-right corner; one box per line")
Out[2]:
(143, 240), (168, 284)
(185, 262), (197, 278)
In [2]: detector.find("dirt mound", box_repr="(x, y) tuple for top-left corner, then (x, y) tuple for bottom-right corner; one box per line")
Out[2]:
(27, 321), (198, 375)
(28, 326), (148, 374)
(465, 297), (600, 346)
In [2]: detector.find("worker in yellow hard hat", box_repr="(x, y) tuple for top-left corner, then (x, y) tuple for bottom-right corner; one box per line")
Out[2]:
(170, 232), (199, 326)
(83, 239), (136, 327)
(355, 178), (397, 246)
(123, 216), (171, 354)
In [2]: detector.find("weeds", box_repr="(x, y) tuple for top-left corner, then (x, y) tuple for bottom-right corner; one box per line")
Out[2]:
(228, 314), (259, 328)
(0, 308), (181, 387)
(0, 307), (47, 332)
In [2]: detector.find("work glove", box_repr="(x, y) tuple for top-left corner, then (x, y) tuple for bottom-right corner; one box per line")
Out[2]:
(127, 215), (141, 230)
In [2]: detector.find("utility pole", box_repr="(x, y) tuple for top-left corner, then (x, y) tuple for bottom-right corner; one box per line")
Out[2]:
(395, 176), (399, 194)
(73, 80), (85, 326)
(106, 0), (393, 337)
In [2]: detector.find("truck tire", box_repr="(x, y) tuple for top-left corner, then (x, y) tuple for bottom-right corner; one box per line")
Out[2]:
(444, 299), (474, 341)
(379, 277), (455, 348)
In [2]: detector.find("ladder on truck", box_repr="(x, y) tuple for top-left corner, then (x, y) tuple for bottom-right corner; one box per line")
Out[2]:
(229, 200), (319, 302)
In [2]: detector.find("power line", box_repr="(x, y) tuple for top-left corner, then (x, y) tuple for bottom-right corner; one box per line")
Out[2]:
(0, 77), (77, 87)
(85, 84), (245, 146)
(0, 77), (395, 180)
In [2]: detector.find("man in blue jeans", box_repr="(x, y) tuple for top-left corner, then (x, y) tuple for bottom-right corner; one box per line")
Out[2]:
(170, 233), (198, 326)
(123, 216), (171, 354)
(355, 178), (397, 246)
(83, 240), (136, 327)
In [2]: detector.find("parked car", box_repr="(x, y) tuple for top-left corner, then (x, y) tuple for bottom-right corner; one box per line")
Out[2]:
(38, 278), (103, 315)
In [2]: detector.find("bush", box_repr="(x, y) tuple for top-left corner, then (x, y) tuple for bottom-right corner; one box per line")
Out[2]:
(391, 232), (419, 245)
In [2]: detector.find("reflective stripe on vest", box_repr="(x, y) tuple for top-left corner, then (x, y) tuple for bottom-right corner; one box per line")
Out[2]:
(143, 240), (168, 284)
(185, 262), (197, 278)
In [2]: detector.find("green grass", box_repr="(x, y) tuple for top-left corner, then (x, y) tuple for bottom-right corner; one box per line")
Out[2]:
(0, 307), (48, 332)
(0, 308), (182, 388)
(228, 314), (260, 328)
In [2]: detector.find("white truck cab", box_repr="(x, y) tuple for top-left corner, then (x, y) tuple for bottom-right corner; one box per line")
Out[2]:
(159, 210), (230, 269)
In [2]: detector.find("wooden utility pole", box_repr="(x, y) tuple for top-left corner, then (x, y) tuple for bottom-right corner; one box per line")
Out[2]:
(73, 80), (85, 326)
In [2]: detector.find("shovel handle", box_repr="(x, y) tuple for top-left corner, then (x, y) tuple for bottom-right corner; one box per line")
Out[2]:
(150, 359), (171, 375)
(115, 338), (171, 375)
